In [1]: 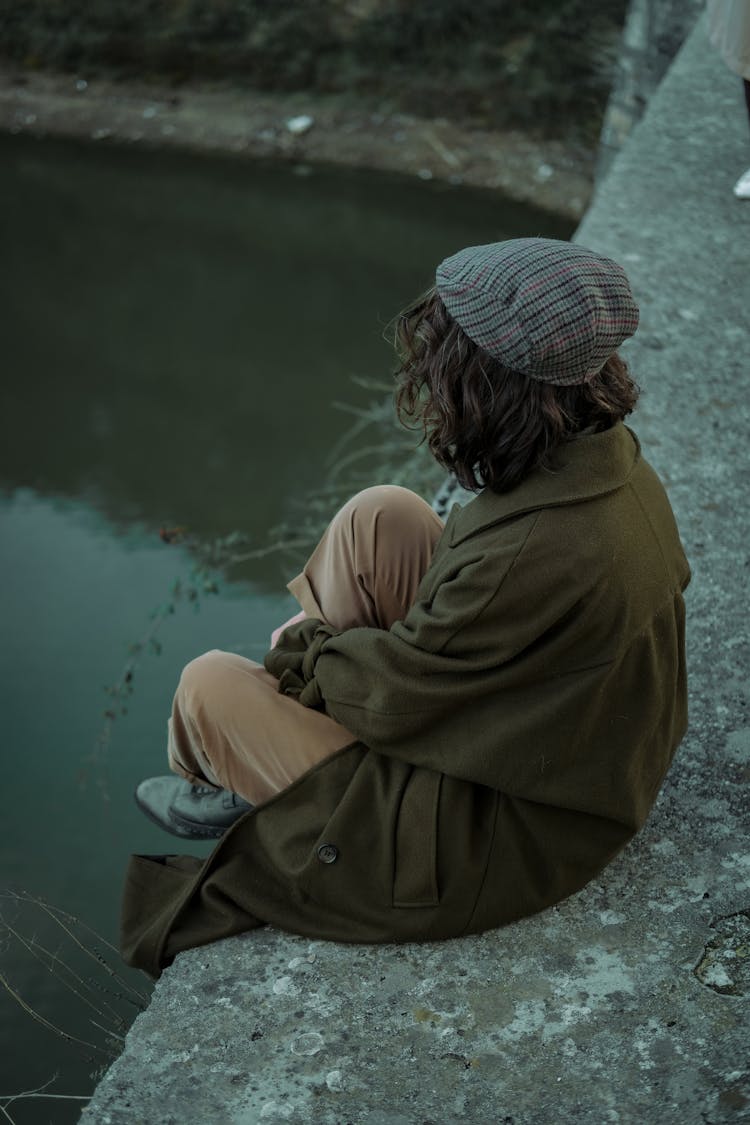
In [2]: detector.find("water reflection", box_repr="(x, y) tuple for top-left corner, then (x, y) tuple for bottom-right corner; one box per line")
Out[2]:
(0, 133), (571, 561)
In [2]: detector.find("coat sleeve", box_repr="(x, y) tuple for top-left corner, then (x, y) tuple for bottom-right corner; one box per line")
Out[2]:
(265, 550), (506, 717)
(263, 510), (585, 777)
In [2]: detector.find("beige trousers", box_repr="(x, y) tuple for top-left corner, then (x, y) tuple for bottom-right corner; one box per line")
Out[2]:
(167, 486), (445, 805)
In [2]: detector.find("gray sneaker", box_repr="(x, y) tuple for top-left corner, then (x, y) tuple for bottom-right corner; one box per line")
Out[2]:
(134, 776), (253, 840)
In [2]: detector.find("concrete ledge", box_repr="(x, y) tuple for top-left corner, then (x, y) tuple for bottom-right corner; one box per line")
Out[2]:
(595, 0), (703, 180)
(84, 13), (750, 1124)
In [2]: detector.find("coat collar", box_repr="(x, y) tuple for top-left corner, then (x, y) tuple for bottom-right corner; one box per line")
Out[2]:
(447, 423), (641, 546)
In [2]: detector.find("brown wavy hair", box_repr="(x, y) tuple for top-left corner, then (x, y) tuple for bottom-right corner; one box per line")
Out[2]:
(394, 288), (640, 493)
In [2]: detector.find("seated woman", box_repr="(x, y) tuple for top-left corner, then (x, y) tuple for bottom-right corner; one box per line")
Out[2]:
(126, 237), (690, 977)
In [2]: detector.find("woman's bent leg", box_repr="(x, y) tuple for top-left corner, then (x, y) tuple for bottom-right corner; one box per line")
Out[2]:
(166, 485), (444, 805)
(168, 650), (357, 806)
(288, 485), (444, 630)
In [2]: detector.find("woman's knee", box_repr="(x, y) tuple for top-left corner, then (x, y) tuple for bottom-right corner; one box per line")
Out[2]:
(178, 648), (226, 691)
(344, 484), (423, 515)
(175, 650), (251, 718)
(338, 485), (443, 543)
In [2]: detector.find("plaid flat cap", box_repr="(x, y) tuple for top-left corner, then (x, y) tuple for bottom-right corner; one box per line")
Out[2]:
(435, 238), (639, 386)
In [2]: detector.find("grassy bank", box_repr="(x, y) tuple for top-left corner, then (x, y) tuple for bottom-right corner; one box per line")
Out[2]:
(0, 0), (628, 141)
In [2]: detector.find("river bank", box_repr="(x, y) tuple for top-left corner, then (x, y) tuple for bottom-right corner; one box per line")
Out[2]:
(0, 67), (596, 221)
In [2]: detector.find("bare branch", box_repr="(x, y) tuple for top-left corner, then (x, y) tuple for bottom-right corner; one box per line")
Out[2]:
(1, 1093), (91, 1100)
(0, 973), (110, 1058)
(0, 1091), (90, 1102)
(2, 892), (149, 1006)
(220, 539), (312, 565)
(90, 1019), (125, 1042)
(0, 1075), (90, 1117)
(0, 919), (128, 1029)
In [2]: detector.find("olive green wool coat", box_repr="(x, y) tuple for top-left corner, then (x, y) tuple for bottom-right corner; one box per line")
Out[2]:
(121, 424), (690, 977)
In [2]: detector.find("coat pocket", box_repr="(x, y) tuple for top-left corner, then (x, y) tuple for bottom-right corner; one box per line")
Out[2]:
(392, 766), (443, 908)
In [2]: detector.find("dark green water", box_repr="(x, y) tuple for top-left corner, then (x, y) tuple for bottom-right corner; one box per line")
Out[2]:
(0, 132), (572, 1119)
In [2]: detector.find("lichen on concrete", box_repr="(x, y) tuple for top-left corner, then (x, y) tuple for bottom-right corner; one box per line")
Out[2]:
(694, 910), (750, 998)
(83, 11), (750, 1124)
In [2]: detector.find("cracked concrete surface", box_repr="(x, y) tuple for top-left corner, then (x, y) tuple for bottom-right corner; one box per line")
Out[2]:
(83, 11), (749, 1124)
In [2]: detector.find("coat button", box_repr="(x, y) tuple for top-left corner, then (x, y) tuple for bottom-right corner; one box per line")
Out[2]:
(317, 843), (338, 864)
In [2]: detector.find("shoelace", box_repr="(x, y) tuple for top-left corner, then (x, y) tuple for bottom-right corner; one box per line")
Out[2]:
(189, 783), (252, 811)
